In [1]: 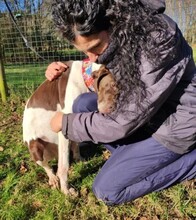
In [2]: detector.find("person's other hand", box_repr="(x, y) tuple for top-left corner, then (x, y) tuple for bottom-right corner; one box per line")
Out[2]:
(45, 61), (68, 81)
(50, 112), (64, 133)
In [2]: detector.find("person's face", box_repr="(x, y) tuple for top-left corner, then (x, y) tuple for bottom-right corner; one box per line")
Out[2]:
(73, 31), (110, 62)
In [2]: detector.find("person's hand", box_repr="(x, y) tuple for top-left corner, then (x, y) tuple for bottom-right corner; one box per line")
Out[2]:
(45, 61), (68, 81)
(50, 112), (64, 133)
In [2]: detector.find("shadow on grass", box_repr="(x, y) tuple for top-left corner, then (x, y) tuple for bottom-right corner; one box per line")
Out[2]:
(79, 142), (105, 160)
(70, 143), (106, 189)
(48, 143), (105, 187)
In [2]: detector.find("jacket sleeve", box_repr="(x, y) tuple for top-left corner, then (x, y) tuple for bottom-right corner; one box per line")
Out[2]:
(61, 22), (192, 144)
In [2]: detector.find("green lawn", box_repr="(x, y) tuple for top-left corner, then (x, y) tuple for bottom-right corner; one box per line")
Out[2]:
(4, 64), (46, 96)
(0, 94), (195, 220)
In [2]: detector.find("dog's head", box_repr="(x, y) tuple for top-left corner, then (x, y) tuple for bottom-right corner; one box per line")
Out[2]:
(92, 65), (119, 114)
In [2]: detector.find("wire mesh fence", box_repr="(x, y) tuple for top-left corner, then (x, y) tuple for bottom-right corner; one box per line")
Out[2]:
(0, 0), (195, 98)
(0, 1), (86, 97)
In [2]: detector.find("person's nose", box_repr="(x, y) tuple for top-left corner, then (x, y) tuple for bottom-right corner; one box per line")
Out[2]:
(86, 52), (98, 62)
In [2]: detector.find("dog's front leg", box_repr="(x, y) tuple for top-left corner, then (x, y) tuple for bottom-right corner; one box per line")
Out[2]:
(57, 131), (69, 194)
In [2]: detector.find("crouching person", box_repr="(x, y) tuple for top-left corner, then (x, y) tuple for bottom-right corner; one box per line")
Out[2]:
(46, 0), (196, 205)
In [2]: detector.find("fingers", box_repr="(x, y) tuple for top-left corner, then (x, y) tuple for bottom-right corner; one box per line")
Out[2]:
(56, 61), (67, 69)
(45, 62), (68, 81)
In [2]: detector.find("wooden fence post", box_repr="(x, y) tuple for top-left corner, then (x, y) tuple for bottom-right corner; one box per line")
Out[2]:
(0, 45), (8, 102)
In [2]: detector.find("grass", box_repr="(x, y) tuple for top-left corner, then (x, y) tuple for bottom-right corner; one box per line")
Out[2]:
(0, 94), (195, 220)
(4, 64), (46, 97)
(0, 47), (196, 220)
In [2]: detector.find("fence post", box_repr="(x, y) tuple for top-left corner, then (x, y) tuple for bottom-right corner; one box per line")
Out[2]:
(0, 45), (8, 102)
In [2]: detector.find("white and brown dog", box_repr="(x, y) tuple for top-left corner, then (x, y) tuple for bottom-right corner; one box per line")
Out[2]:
(23, 61), (118, 195)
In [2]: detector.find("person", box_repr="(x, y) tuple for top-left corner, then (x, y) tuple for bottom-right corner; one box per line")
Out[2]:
(46, 0), (196, 205)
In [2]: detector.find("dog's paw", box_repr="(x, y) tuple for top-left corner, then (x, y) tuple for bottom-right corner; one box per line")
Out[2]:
(48, 175), (59, 189)
(61, 186), (78, 197)
(61, 187), (70, 195)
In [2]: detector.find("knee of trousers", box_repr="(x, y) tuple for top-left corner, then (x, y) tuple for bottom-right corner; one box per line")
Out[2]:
(92, 177), (123, 206)
(92, 177), (149, 206)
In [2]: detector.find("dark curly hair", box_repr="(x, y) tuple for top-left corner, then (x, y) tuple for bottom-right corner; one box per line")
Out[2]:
(52, 0), (173, 113)
(52, 0), (111, 41)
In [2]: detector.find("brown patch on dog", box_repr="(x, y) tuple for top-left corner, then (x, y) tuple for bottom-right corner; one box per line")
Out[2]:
(92, 65), (119, 114)
(27, 61), (73, 110)
(28, 139), (58, 162)
(28, 139), (80, 164)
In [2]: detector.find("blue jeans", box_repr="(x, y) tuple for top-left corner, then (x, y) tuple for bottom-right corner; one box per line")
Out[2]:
(73, 92), (196, 205)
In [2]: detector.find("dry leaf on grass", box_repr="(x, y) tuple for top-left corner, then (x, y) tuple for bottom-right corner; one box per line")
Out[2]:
(80, 187), (89, 197)
(103, 150), (111, 160)
(20, 161), (28, 174)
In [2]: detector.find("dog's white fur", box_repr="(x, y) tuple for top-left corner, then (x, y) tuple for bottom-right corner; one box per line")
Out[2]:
(23, 61), (101, 194)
